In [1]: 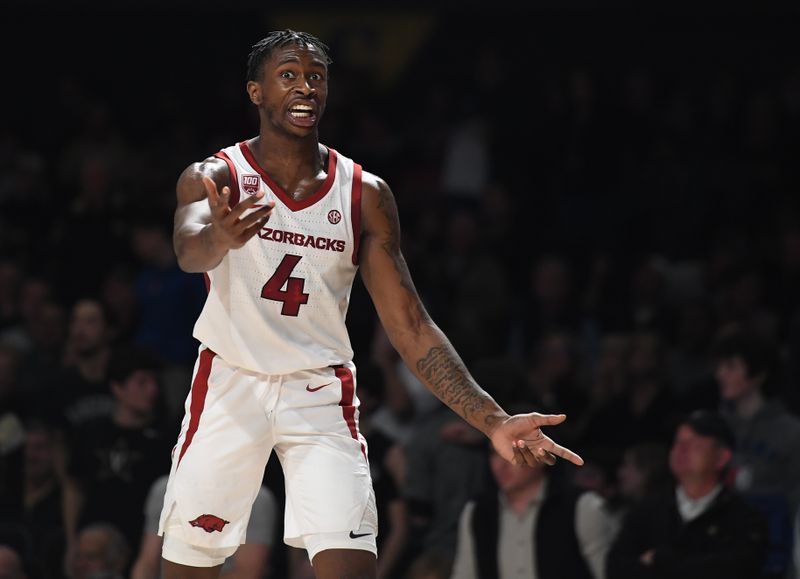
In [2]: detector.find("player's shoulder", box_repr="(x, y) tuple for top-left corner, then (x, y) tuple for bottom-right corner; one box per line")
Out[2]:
(358, 169), (393, 206)
(175, 154), (232, 203)
(326, 145), (387, 192)
(360, 169), (388, 191)
(179, 155), (229, 181)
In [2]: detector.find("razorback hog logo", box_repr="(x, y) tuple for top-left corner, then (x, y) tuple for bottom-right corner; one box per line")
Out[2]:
(189, 514), (230, 533)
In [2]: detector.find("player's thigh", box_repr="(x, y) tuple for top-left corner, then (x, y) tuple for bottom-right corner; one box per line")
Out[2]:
(276, 430), (374, 535)
(161, 353), (275, 549)
(161, 559), (223, 579)
(311, 548), (376, 579)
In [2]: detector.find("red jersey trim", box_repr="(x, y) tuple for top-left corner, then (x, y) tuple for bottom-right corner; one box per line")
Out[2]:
(351, 163), (362, 266)
(177, 348), (216, 467)
(238, 141), (337, 212)
(214, 151), (240, 208)
(334, 365), (367, 459)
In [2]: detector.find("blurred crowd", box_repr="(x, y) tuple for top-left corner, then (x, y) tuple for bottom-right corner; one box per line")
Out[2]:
(1, 8), (799, 579)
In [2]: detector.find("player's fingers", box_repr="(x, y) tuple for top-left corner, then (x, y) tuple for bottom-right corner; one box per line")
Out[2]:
(203, 176), (221, 208)
(237, 202), (275, 229)
(514, 440), (538, 467)
(238, 209), (274, 243)
(537, 448), (557, 466)
(511, 444), (526, 466)
(228, 191), (266, 219)
(543, 441), (584, 466)
(528, 413), (567, 427)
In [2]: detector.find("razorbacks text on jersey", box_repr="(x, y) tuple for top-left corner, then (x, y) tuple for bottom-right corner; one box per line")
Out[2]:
(192, 140), (362, 375)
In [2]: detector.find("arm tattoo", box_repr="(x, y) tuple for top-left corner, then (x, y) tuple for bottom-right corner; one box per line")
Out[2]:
(376, 181), (402, 261)
(377, 181), (429, 317)
(417, 346), (497, 426)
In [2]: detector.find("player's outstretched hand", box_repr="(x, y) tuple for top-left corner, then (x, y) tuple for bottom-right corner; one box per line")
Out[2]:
(203, 176), (275, 249)
(489, 412), (584, 467)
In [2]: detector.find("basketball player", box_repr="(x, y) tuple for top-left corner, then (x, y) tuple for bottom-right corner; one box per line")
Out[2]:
(160, 29), (584, 579)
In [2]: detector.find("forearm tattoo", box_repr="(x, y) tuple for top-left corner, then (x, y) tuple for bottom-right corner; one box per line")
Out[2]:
(416, 346), (498, 427)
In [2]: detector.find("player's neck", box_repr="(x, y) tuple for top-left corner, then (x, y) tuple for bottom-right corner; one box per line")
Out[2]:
(254, 131), (323, 172)
(250, 134), (327, 199)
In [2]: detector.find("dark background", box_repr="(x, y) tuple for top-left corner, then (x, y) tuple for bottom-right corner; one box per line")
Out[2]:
(2, 4), (800, 579)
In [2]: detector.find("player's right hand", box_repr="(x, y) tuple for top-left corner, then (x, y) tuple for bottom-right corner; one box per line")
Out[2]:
(203, 176), (275, 250)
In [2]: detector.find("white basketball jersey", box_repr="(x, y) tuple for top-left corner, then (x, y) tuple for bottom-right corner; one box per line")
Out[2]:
(193, 141), (362, 375)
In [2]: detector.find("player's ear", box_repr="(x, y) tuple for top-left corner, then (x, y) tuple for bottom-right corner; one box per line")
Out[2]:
(247, 81), (262, 105)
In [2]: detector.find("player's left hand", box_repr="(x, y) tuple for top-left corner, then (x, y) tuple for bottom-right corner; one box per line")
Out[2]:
(489, 412), (584, 467)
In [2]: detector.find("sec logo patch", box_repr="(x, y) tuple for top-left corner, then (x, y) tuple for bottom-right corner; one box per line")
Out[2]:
(328, 209), (342, 224)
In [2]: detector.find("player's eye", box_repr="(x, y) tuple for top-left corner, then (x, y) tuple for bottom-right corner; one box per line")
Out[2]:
(280, 71), (295, 79)
(309, 73), (323, 81)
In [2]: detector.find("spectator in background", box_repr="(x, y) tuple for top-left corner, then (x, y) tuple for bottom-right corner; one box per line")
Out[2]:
(368, 322), (419, 443)
(405, 550), (452, 579)
(401, 357), (523, 560)
(624, 258), (674, 338)
(609, 441), (672, 531)
(615, 442), (671, 507)
(522, 330), (587, 446)
(0, 259), (22, 333)
(128, 213), (206, 421)
(570, 333), (629, 451)
(712, 326), (800, 578)
(714, 265), (778, 344)
(355, 362), (409, 579)
(0, 277), (53, 355)
(512, 254), (581, 359)
(67, 524), (129, 579)
(451, 438), (614, 579)
(667, 298), (719, 413)
(401, 402), (489, 560)
(0, 545), (27, 579)
(131, 475), (277, 579)
(15, 299), (67, 402)
(99, 266), (139, 346)
(129, 213), (205, 367)
(0, 345), (25, 525)
(51, 299), (115, 430)
(579, 331), (677, 452)
(63, 345), (171, 564)
(606, 410), (768, 579)
(22, 417), (66, 579)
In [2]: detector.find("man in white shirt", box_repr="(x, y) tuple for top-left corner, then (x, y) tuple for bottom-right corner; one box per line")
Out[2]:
(451, 441), (614, 579)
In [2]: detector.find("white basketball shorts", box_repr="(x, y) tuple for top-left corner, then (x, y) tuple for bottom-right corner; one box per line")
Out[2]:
(158, 346), (377, 563)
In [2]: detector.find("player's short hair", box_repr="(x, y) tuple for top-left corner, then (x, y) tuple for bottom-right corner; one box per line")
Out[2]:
(247, 29), (332, 82)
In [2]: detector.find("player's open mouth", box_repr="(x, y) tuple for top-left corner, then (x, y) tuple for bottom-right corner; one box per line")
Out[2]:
(289, 104), (314, 118)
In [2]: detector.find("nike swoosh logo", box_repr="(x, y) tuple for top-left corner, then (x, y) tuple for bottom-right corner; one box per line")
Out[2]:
(306, 381), (334, 392)
(349, 531), (371, 539)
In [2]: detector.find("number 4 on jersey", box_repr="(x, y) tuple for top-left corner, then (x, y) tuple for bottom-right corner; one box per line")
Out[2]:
(261, 254), (310, 316)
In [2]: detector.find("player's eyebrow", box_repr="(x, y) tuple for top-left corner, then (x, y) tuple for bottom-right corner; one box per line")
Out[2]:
(276, 55), (301, 65)
(275, 54), (327, 68)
